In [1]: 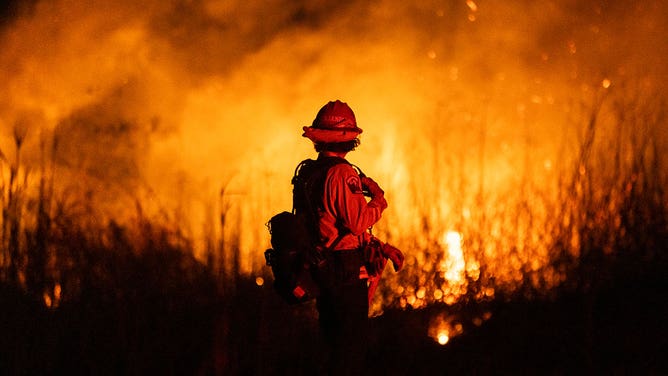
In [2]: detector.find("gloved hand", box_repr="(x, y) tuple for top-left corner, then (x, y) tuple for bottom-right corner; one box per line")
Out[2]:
(382, 243), (404, 272)
(365, 237), (386, 276)
(361, 176), (384, 198)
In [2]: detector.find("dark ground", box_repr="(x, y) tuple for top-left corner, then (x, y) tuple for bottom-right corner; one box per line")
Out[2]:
(1, 261), (666, 375)
(370, 275), (668, 375)
(233, 266), (668, 376)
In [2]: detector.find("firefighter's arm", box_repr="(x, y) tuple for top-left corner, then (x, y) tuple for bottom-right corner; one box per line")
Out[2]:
(360, 176), (387, 211)
(327, 165), (386, 235)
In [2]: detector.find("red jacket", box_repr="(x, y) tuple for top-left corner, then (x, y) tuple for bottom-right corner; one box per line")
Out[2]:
(317, 163), (387, 250)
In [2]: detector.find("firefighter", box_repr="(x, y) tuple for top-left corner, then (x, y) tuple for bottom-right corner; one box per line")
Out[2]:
(297, 100), (404, 374)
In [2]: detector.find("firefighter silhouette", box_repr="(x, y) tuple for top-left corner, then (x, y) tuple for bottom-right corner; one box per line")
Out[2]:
(296, 100), (404, 374)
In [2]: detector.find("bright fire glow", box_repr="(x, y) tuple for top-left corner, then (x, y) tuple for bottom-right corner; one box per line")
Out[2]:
(43, 283), (62, 309)
(441, 231), (466, 283)
(430, 313), (464, 346)
(0, 0), (666, 338)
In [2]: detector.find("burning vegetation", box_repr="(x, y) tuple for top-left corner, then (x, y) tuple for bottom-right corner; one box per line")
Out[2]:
(1, 0), (667, 374)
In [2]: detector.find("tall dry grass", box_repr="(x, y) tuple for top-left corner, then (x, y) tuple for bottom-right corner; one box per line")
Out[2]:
(0, 80), (666, 374)
(0, 121), (221, 374)
(374, 81), (667, 310)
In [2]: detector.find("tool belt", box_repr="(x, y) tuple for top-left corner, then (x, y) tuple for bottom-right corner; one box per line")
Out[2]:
(318, 248), (366, 288)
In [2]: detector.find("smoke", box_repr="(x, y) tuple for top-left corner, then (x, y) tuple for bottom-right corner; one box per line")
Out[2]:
(1, 0), (666, 267)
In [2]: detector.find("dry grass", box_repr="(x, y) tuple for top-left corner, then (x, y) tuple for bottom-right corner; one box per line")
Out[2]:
(0, 81), (666, 374)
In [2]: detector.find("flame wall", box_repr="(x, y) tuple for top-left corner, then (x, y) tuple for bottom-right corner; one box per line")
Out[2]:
(1, 0), (667, 305)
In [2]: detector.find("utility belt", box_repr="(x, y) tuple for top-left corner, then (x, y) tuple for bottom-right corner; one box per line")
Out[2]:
(319, 247), (368, 287)
(328, 232), (362, 251)
(332, 247), (362, 253)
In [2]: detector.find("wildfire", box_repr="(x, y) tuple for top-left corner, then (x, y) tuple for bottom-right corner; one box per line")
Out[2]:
(0, 0), (666, 347)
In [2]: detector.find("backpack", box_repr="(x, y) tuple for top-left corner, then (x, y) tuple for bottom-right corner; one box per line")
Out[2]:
(264, 157), (348, 304)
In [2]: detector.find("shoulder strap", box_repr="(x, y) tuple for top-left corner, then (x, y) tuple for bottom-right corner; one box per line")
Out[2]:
(291, 159), (316, 214)
(350, 163), (366, 178)
(291, 157), (350, 212)
(327, 231), (346, 251)
(291, 157), (351, 244)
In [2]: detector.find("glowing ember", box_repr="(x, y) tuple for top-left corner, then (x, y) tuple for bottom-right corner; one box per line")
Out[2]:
(437, 332), (449, 345)
(43, 293), (52, 308)
(42, 283), (62, 309)
(429, 313), (464, 346)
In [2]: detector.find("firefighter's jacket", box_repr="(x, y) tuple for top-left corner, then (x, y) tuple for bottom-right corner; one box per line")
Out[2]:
(318, 162), (387, 251)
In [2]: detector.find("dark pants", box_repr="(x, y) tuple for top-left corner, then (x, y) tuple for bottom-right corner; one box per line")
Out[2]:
(316, 249), (369, 375)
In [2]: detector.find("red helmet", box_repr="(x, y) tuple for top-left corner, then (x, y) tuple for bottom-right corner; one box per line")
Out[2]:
(302, 100), (363, 143)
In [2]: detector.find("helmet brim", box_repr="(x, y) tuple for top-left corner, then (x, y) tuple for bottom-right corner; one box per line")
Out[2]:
(302, 126), (363, 143)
